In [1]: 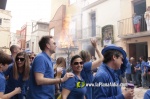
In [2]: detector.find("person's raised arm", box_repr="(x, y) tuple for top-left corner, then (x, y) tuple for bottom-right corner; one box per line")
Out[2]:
(90, 38), (104, 70)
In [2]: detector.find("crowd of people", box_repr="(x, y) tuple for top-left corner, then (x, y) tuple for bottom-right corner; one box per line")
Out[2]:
(1, 35), (150, 99)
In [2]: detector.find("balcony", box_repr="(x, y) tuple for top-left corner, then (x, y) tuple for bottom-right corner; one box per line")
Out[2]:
(81, 0), (107, 11)
(76, 25), (101, 40)
(118, 14), (150, 39)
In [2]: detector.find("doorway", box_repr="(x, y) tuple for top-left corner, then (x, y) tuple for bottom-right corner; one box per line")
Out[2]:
(129, 42), (148, 61)
(133, 0), (147, 31)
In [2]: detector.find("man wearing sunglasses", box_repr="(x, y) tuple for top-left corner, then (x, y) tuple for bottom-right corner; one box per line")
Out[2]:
(93, 44), (134, 99)
(27, 36), (74, 99)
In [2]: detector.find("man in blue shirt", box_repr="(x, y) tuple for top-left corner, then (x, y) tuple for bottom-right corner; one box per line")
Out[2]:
(93, 45), (134, 99)
(139, 56), (147, 88)
(27, 36), (74, 99)
(125, 59), (131, 83)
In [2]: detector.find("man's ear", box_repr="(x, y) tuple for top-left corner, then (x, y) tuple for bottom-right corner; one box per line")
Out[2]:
(112, 55), (116, 61)
(46, 43), (50, 49)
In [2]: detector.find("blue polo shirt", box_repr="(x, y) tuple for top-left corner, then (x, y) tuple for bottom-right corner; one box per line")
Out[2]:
(140, 61), (146, 73)
(93, 63), (125, 99)
(144, 90), (150, 99)
(62, 74), (87, 99)
(0, 72), (5, 93)
(27, 52), (54, 99)
(4, 65), (29, 99)
(81, 62), (93, 99)
(125, 62), (131, 74)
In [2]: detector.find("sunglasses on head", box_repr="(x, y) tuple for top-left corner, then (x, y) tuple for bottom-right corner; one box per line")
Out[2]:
(73, 61), (83, 65)
(16, 58), (25, 62)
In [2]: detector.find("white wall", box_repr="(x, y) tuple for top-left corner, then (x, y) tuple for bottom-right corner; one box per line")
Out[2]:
(82, 0), (121, 47)
(0, 9), (11, 53)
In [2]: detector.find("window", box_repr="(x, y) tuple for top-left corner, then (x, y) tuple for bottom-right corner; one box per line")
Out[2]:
(69, 20), (76, 38)
(0, 18), (2, 25)
(50, 28), (54, 36)
(69, 0), (76, 5)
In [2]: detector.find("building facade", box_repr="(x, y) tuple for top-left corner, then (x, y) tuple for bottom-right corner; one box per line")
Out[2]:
(50, 0), (150, 61)
(0, 9), (11, 54)
(119, 0), (150, 61)
(31, 21), (49, 54)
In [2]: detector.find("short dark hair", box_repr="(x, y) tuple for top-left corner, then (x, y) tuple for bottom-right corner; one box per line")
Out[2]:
(0, 51), (13, 65)
(39, 36), (53, 51)
(10, 45), (18, 53)
(70, 55), (83, 65)
(103, 49), (122, 63)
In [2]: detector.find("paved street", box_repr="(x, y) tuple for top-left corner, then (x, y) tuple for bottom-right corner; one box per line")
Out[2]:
(134, 87), (148, 99)
(122, 87), (148, 99)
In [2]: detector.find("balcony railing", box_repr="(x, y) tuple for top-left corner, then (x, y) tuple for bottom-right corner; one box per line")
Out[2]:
(118, 14), (149, 38)
(82, 0), (98, 7)
(81, 0), (107, 10)
(76, 26), (101, 40)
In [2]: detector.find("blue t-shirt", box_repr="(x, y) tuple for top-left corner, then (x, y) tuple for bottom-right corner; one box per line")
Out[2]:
(27, 52), (54, 99)
(144, 90), (150, 99)
(140, 61), (146, 73)
(0, 72), (5, 93)
(4, 65), (29, 99)
(125, 62), (131, 74)
(62, 75), (87, 99)
(93, 63), (125, 99)
(81, 62), (93, 99)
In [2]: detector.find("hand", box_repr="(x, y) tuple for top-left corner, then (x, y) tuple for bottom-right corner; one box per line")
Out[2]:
(122, 88), (134, 99)
(61, 72), (74, 83)
(56, 67), (63, 78)
(14, 87), (21, 94)
(90, 38), (97, 48)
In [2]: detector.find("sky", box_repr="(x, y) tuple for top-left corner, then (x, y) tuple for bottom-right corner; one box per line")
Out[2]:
(6, 0), (51, 33)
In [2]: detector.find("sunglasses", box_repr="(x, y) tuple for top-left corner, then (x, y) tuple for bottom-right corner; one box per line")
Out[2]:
(16, 58), (25, 62)
(29, 57), (34, 60)
(73, 61), (83, 65)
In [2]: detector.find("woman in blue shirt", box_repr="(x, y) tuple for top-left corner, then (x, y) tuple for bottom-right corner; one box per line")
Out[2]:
(61, 55), (87, 99)
(79, 38), (103, 99)
(0, 51), (21, 99)
(4, 52), (30, 99)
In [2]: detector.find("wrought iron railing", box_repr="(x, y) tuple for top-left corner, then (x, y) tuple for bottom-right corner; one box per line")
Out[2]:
(118, 14), (147, 36)
(76, 26), (101, 40)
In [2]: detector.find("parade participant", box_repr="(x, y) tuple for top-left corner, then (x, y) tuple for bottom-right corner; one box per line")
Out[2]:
(79, 38), (103, 99)
(28, 52), (36, 65)
(61, 55), (86, 99)
(10, 45), (21, 61)
(130, 57), (136, 85)
(0, 51), (21, 99)
(125, 58), (131, 83)
(54, 57), (67, 98)
(135, 60), (142, 88)
(93, 45), (134, 99)
(144, 90), (150, 99)
(27, 36), (74, 99)
(139, 56), (147, 88)
(4, 52), (30, 99)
